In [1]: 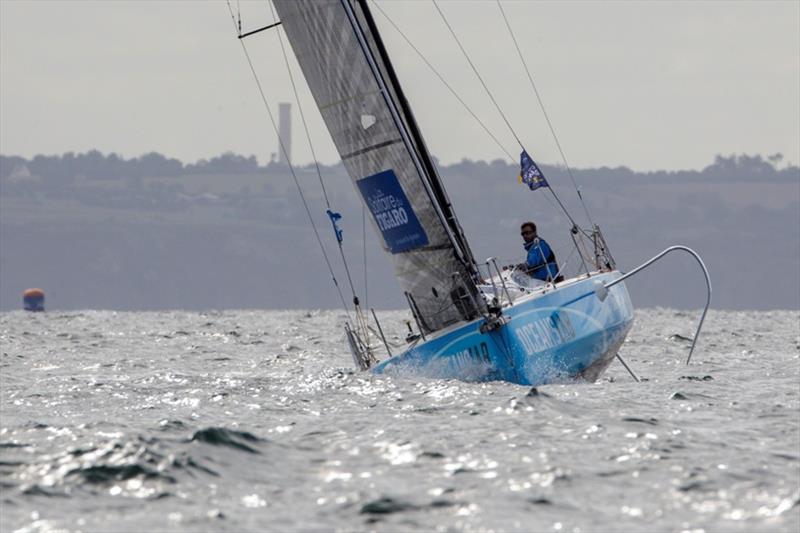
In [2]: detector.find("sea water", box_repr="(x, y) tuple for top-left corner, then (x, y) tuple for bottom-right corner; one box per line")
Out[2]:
(1, 308), (798, 532)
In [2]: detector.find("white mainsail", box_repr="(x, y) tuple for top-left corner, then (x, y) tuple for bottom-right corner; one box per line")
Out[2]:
(273, 0), (484, 334)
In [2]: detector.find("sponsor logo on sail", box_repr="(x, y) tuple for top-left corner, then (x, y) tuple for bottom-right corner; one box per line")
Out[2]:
(367, 191), (410, 231)
(358, 169), (429, 253)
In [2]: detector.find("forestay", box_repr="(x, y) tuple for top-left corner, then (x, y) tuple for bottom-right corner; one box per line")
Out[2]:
(273, 0), (484, 334)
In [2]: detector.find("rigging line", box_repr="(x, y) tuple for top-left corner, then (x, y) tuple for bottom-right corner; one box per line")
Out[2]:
(544, 183), (580, 229)
(552, 239), (579, 281)
(362, 206), (368, 311)
(431, 0), (522, 150)
(267, 3), (370, 345)
(370, 0), (514, 163)
(267, 1), (333, 211)
(431, 0), (580, 231)
(225, 8), (353, 320)
(225, 0), (240, 36)
(496, 0), (595, 227)
(337, 242), (362, 307)
(370, 0), (567, 230)
(242, 41), (351, 316)
(268, 4), (368, 307)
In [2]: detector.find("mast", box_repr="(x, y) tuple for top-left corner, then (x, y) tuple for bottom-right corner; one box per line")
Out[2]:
(273, 0), (485, 334)
(352, 0), (478, 275)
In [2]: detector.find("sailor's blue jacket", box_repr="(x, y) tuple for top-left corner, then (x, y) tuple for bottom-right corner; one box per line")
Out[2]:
(525, 238), (559, 281)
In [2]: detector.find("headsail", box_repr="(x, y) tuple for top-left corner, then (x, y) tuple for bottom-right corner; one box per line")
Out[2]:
(273, 0), (483, 333)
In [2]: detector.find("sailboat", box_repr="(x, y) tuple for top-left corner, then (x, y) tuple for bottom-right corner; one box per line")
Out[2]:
(243, 0), (709, 386)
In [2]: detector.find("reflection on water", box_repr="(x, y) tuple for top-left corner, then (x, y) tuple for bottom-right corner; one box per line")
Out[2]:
(1, 308), (798, 532)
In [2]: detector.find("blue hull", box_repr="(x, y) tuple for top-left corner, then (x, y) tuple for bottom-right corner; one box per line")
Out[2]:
(372, 271), (634, 386)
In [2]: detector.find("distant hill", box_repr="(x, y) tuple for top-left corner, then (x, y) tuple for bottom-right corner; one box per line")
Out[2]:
(1, 151), (798, 311)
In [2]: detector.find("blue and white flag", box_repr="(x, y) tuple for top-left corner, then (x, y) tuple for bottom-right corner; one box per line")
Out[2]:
(327, 209), (343, 244)
(518, 150), (549, 191)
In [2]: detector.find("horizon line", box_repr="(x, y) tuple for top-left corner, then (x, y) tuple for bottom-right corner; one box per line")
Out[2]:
(1, 149), (796, 174)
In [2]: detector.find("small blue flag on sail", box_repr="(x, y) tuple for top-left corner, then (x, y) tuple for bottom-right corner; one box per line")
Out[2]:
(327, 209), (343, 243)
(518, 150), (549, 191)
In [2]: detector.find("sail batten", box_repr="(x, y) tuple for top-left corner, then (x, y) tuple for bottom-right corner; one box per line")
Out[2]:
(273, 0), (483, 333)
(341, 139), (403, 161)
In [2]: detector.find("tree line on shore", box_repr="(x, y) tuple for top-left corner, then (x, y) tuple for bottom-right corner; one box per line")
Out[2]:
(1, 149), (797, 311)
(1, 150), (796, 184)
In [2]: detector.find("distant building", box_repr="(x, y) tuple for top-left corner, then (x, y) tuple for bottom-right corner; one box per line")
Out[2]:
(278, 103), (292, 165)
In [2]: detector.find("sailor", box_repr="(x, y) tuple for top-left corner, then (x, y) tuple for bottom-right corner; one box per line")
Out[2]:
(518, 221), (561, 282)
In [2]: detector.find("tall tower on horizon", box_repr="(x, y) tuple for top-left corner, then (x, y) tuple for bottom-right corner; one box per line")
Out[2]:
(278, 103), (292, 165)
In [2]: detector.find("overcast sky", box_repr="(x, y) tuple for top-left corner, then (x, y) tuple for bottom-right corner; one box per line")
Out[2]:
(1, 0), (798, 171)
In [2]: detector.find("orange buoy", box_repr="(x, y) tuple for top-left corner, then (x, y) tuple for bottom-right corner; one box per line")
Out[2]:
(23, 288), (45, 312)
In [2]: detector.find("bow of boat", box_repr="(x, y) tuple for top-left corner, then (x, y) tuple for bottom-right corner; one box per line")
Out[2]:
(372, 271), (634, 386)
